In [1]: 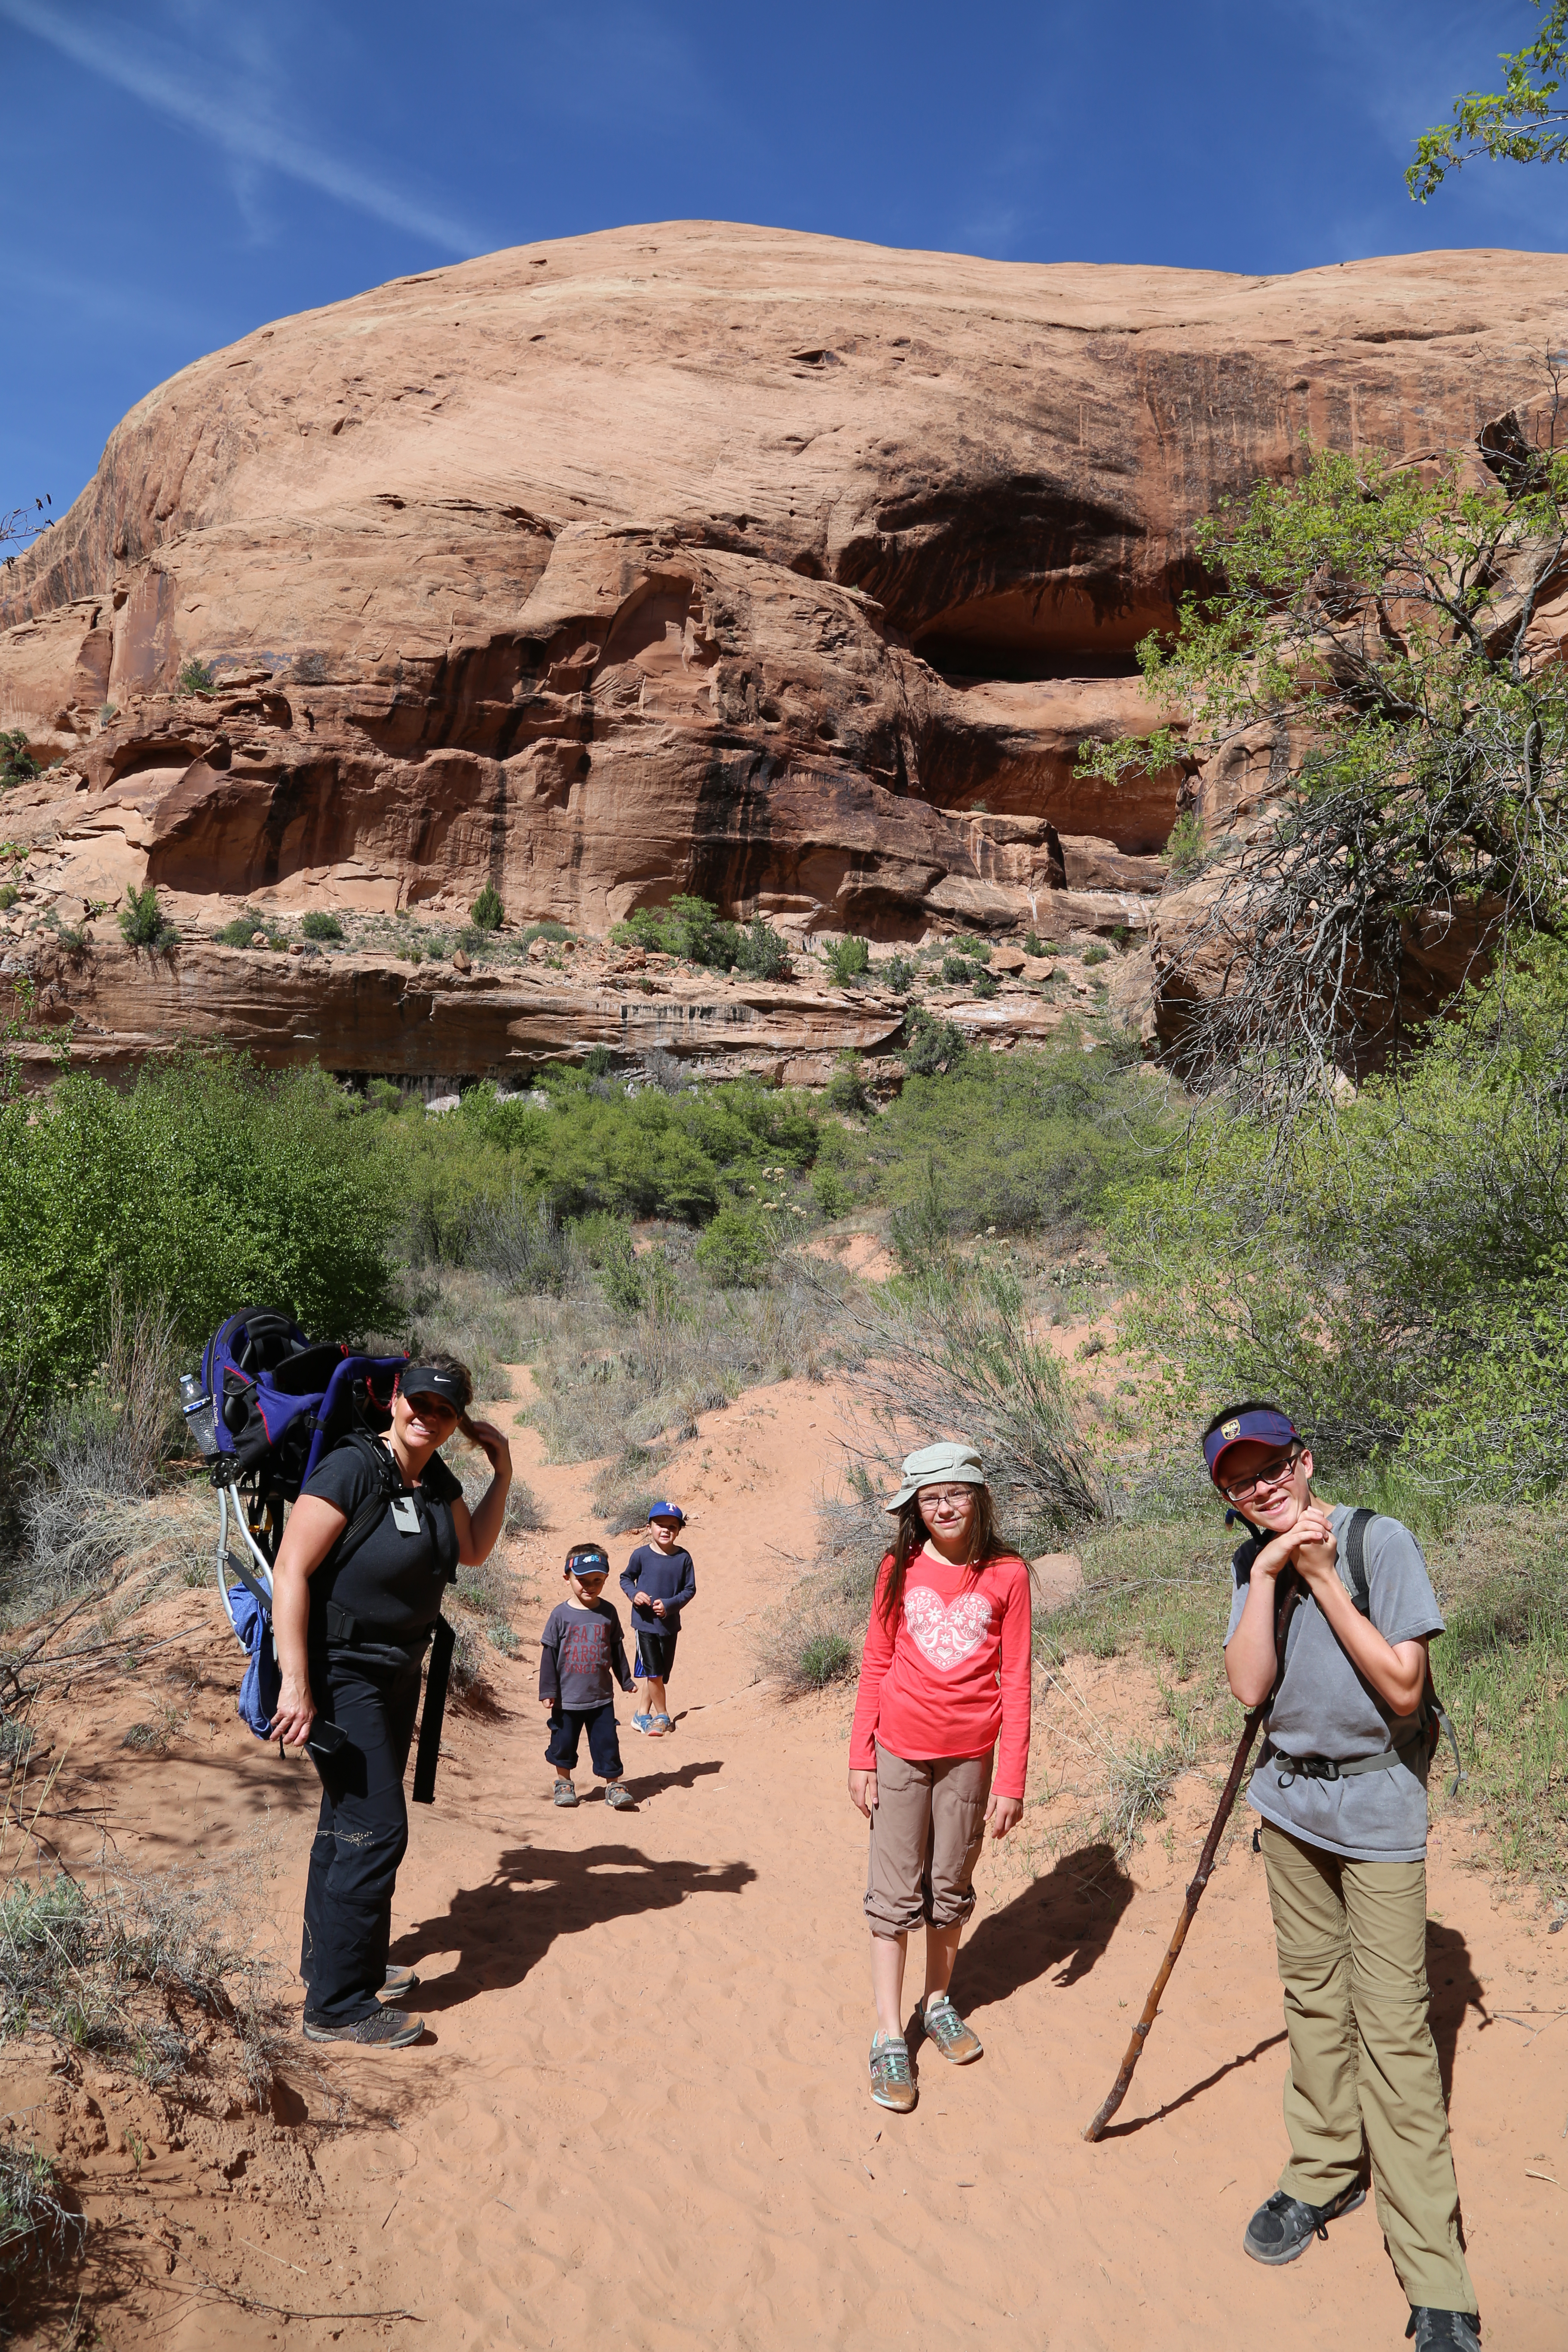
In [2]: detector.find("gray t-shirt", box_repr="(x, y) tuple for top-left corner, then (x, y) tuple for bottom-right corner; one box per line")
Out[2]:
(1225, 1504), (1444, 1863)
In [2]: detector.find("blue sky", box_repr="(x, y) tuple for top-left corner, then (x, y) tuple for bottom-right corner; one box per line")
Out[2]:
(3, 0), (1565, 519)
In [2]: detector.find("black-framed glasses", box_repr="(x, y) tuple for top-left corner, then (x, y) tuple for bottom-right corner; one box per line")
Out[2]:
(1219, 1450), (1302, 1506)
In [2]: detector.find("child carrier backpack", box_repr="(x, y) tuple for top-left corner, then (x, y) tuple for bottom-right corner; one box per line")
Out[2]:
(179, 1307), (411, 1740)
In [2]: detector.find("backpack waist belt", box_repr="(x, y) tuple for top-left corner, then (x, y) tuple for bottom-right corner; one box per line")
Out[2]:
(322, 1600), (432, 1652)
(1262, 1736), (1423, 1786)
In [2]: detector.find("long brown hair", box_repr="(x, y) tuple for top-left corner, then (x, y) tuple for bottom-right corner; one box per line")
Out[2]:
(878, 1483), (1006, 1631)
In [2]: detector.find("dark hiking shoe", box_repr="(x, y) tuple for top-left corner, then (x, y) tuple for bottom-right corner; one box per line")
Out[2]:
(380, 1966), (420, 2002)
(303, 2005), (425, 2048)
(1243, 2181), (1366, 2265)
(1406, 2313), (1481, 2352)
(869, 2031), (916, 2113)
(922, 1993), (983, 2064)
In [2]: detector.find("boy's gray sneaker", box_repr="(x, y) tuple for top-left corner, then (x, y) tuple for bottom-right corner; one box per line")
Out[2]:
(604, 1782), (636, 1810)
(869, 2031), (916, 2113)
(1243, 2181), (1366, 2264)
(1406, 2314), (1481, 2352)
(553, 1779), (578, 1807)
(922, 1993), (983, 2064)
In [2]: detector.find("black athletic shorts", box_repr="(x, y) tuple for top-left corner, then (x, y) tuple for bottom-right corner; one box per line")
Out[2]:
(636, 1629), (678, 1681)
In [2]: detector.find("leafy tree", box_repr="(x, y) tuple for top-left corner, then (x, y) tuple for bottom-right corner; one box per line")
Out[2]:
(0, 732), (40, 788)
(1081, 429), (1568, 1109)
(1410, 2), (1568, 197)
(470, 884), (505, 931)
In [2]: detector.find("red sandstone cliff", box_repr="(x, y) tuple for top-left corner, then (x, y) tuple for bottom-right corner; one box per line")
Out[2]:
(2, 224), (1563, 1074)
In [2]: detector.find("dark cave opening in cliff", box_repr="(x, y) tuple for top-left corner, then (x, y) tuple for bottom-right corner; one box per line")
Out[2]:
(910, 635), (1146, 683)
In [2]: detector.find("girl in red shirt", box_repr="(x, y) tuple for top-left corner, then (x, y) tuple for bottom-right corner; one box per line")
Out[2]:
(847, 1440), (1032, 2112)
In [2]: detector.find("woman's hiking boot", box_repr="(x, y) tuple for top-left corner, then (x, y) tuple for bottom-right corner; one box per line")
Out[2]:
(303, 2005), (425, 2048)
(379, 1966), (420, 2002)
(1243, 2181), (1366, 2265)
(1406, 2313), (1482, 2351)
(869, 2031), (916, 2113)
(922, 1993), (983, 2064)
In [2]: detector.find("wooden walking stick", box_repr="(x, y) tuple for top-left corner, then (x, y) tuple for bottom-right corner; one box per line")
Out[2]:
(1082, 1568), (1302, 2142)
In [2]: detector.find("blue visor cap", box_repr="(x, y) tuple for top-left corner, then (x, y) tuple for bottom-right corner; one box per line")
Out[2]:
(1203, 1407), (1300, 1481)
(565, 1546), (610, 1577)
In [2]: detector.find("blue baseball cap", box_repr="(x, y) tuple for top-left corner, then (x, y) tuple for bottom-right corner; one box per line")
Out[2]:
(1203, 1407), (1300, 1482)
(565, 1544), (610, 1577)
(647, 1501), (686, 1525)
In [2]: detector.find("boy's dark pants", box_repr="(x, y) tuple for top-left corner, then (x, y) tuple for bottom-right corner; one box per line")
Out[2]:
(300, 1649), (423, 2024)
(1262, 1822), (1475, 2312)
(546, 1703), (622, 1779)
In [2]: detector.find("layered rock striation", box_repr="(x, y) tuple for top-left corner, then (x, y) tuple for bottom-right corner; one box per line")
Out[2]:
(3, 224), (1565, 1076)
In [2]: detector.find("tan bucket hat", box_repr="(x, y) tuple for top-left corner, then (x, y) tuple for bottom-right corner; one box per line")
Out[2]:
(885, 1440), (986, 1513)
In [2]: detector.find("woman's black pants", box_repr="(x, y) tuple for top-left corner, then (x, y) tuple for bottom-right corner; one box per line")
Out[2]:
(300, 1648), (424, 2024)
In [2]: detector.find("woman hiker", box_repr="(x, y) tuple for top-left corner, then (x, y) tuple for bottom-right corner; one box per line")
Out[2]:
(269, 1354), (512, 2048)
(846, 1441), (1032, 2112)
(1209, 1401), (1479, 2352)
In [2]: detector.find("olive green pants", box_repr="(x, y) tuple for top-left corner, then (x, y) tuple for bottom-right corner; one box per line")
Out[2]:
(1261, 1823), (1475, 2314)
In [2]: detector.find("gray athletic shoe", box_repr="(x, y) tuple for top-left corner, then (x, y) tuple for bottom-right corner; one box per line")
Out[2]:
(303, 2005), (425, 2048)
(380, 1965), (420, 2002)
(553, 1779), (579, 1807)
(922, 1993), (983, 2064)
(869, 2031), (916, 2113)
(1406, 2312), (1481, 2352)
(1243, 2182), (1366, 2264)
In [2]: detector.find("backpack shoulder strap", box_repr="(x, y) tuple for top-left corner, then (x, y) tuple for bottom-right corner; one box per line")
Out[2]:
(1339, 1508), (1375, 1616)
(319, 1430), (401, 1574)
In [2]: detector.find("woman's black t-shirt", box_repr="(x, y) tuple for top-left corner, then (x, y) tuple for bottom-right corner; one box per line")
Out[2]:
(302, 1439), (463, 1652)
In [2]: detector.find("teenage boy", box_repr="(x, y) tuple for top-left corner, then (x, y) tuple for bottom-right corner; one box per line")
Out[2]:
(539, 1544), (636, 1810)
(1207, 1402), (1478, 2352)
(621, 1503), (695, 1738)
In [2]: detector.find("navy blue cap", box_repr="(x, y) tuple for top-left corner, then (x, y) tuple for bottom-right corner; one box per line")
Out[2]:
(647, 1501), (686, 1525)
(565, 1544), (610, 1577)
(1203, 1408), (1299, 1481)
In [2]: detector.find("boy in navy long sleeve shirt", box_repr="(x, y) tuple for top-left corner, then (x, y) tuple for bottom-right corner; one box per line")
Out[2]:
(621, 1502), (695, 1737)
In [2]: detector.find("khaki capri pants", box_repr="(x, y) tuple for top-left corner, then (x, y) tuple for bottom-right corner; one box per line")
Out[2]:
(864, 1741), (993, 1935)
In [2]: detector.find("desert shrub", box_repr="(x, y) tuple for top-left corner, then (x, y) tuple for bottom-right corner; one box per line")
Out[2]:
(0, 886), (15, 912)
(0, 730), (40, 787)
(854, 1036), (1167, 1241)
(902, 1007), (967, 1077)
(0, 1053), (397, 1392)
(216, 909), (263, 947)
(118, 885), (176, 949)
(880, 953), (916, 992)
(300, 909), (343, 942)
(176, 657), (216, 696)
(614, 894), (733, 968)
(505, 1478), (546, 1532)
(1082, 943), (1110, 968)
(824, 1057), (869, 1115)
(518, 920), (572, 952)
(1024, 932), (1058, 957)
(824, 936), (871, 987)
(812, 1164), (855, 1219)
(732, 916), (793, 979)
(0, 2142), (80, 2277)
(973, 971), (999, 998)
(470, 884), (505, 931)
(694, 1204), (770, 1287)
(471, 1190), (577, 1295)
(941, 952), (977, 986)
(1164, 809), (1206, 879)
(1109, 943), (1568, 1494)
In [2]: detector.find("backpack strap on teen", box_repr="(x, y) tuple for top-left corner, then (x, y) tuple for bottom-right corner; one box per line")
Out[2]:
(1340, 1507), (1464, 1799)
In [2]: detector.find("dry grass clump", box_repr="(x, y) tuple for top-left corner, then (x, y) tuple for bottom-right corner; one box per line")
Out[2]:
(0, 2140), (80, 2278)
(0, 1863), (281, 2109)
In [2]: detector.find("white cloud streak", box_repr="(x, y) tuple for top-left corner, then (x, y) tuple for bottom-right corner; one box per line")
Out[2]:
(0, 0), (484, 254)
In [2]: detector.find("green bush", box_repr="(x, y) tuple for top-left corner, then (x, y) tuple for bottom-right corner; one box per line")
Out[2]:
(0, 1054), (398, 1387)
(796, 1630), (855, 1688)
(824, 1057), (870, 1115)
(732, 917), (793, 980)
(824, 936), (871, 987)
(470, 884), (505, 931)
(1082, 943), (1110, 967)
(694, 1203), (771, 1287)
(812, 1165), (856, 1219)
(301, 910), (344, 942)
(1024, 933), (1057, 957)
(0, 886), (17, 912)
(957, 936), (992, 964)
(1162, 810), (1206, 876)
(902, 1007), (967, 1077)
(118, 885), (176, 949)
(612, 895), (788, 978)
(941, 952), (977, 986)
(216, 910), (262, 948)
(974, 971), (1000, 998)
(880, 952), (916, 992)
(0, 730), (40, 787)
(176, 657), (217, 696)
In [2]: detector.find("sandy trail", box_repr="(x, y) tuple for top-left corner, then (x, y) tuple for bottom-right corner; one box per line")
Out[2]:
(13, 1375), (1565, 2349)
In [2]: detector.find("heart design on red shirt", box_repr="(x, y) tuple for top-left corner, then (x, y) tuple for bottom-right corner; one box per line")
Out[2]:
(903, 1585), (992, 1671)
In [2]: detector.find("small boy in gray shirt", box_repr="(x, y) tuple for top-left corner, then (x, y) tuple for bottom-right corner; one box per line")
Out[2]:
(539, 1544), (636, 1810)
